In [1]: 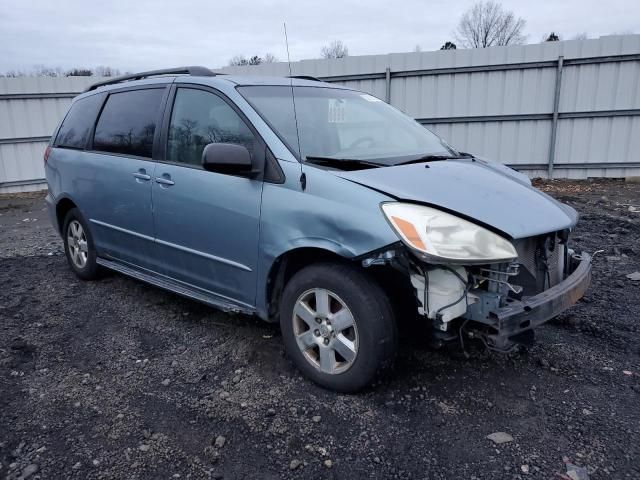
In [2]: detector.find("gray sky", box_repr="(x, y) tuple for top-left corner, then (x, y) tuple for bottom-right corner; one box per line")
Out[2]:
(0, 0), (637, 72)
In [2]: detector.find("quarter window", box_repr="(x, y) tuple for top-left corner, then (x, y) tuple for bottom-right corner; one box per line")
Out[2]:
(167, 88), (255, 166)
(55, 93), (104, 149)
(93, 88), (164, 158)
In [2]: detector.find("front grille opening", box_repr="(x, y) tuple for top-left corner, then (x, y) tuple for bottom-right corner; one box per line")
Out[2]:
(512, 233), (567, 296)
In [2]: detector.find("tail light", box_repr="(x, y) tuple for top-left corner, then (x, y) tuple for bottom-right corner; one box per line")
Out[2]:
(44, 146), (51, 164)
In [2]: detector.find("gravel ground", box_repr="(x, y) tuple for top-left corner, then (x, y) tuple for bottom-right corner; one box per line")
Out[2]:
(1, 180), (639, 480)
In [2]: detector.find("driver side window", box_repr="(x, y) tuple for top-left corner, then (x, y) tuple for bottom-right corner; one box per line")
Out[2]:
(167, 88), (255, 166)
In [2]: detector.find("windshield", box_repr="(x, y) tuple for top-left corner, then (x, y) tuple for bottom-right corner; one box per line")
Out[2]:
(238, 86), (457, 166)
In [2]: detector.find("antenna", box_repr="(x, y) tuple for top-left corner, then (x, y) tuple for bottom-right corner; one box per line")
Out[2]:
(284, 23), (304, 169)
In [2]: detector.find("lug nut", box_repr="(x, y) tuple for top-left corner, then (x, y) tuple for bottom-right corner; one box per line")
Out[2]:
(314, 329), (320, 336)
(323, 338), (330, 345)
(315, 317), (322, 324)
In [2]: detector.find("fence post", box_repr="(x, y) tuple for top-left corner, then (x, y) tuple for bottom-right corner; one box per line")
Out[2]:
(385, 67), (391, 103)
(548, 56), (564, 178)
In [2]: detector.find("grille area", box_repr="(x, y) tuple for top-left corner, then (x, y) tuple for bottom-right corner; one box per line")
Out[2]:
(513, 234), (565, 294)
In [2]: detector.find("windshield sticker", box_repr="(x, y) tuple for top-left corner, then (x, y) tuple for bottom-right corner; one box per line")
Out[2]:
(328, 98), (346, 123)
(361, 94), (382, 102)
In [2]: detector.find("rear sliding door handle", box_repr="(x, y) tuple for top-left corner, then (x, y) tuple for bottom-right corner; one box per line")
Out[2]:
(155, 175), (175, 187)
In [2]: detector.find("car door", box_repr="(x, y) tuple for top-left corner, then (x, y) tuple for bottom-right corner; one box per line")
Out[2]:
(82, 86), (168, 271)
(151, 85), (265, 308)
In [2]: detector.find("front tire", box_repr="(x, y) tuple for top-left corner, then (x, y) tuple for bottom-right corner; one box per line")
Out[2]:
(62, 208), (99, 280)
(280, 263), (397, 392)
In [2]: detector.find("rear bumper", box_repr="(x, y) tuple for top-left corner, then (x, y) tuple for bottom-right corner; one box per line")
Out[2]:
(489, 252), (592, 338)
(45, 192), (58, 233)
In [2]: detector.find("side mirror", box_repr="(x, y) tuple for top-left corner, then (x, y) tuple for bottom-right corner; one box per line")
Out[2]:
(202, 143), (253, 174)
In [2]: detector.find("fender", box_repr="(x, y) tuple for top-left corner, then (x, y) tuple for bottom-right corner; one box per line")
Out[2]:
(253, 161), (400, 318)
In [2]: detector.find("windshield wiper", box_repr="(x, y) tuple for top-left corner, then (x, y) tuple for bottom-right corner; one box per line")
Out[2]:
(395, 153), (473, 166)
(305, 156), (383, 170)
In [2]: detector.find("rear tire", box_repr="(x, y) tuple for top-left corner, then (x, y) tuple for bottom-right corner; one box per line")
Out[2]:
(280, 262), (397, 392)
(62, 208), (99, 280)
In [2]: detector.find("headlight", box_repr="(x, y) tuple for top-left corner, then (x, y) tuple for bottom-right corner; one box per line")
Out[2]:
(381, 202), (517, 263)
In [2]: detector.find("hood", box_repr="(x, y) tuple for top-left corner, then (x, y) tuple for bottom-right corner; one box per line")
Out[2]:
(334, 159), (577, 239)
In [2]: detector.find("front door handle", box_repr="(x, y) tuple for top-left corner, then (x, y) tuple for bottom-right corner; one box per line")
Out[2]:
(155, 174), (175, 187)
(133, 169), (151, 182)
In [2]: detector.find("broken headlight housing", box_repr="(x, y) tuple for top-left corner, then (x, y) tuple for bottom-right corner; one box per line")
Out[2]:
(381, 202), (517, 264)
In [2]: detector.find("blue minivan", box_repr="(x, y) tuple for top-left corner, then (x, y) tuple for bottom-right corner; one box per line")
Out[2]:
(45, 67), (591, 392)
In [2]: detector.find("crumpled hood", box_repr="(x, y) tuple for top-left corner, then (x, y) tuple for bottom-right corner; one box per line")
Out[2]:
(334, 159), (577, 239)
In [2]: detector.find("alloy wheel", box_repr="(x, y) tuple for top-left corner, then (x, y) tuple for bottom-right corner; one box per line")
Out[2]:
(67, 220), (88, 269)
(292, 288), (359, 374)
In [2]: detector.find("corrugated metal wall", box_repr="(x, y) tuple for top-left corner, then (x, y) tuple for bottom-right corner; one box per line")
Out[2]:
(223, 34), (640, 180)
(0, 76), (99, 193)
(1, 35), (639, 193)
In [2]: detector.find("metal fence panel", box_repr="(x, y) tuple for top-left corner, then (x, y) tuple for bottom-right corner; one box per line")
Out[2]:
(217, 35), (640, 180)
(0, 98), (71, 139)
(2, 35), (640, 192)
(0, 76), (98, 192)
(0, 141), (50, 193)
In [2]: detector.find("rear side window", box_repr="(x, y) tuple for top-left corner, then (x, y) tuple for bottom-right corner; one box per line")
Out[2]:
(93, 88), (164, 158)
(55, 94), (104, 149)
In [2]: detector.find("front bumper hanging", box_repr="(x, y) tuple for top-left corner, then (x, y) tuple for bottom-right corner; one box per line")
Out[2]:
(487, 252), (592, 341)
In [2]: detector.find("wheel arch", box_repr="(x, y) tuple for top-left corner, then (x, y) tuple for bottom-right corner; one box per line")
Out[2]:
(264, 246), (351, 321)
(262, 242), (414, 322)
(55, 196), (78, 233)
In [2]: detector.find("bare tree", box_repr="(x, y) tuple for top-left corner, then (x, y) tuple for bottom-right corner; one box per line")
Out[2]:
(1, 70), (26, 77)
(94, 66), (121, 77)
(455, 1), (526, 48)
(33, 65), (64, 77)
(228, 55), (248, 66)
(321, 40), (349, 59)
(1, 65), (120, 77)
(263, 53), (278, 63)
(414, 44), (422, 53)
(440, 41), (457, 50)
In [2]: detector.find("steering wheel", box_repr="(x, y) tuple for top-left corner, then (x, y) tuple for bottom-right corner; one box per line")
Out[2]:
(347, 136), (375, 150)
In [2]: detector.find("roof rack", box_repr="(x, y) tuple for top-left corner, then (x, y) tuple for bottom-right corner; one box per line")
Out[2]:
(288, 75), (324, 82)
(84, 66), (220, 92)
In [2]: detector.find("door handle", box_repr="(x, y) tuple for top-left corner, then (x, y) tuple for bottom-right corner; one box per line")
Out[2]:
(133, 169), (151, 181)
(155, 175), (175, 187)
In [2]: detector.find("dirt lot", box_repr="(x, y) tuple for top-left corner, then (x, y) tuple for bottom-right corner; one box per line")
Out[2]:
(1, 180), (639, 480)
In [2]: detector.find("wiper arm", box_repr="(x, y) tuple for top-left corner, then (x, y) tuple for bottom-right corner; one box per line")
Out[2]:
(305, 156), (383, 169)
(396, 153), (473, 166)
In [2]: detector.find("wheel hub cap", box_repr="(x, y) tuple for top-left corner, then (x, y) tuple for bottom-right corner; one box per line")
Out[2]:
(319, 324), (331, 338)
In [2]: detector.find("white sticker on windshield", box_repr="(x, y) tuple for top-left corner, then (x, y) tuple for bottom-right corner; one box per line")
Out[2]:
(361, 94), (382, 102)
(328, 98), (346, 123)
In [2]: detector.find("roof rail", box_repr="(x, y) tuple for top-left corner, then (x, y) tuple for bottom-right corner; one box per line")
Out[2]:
(288, 75), (324, 82)
(84, 66), (220, 92)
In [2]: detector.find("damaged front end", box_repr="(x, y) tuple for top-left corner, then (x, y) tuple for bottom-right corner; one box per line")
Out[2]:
(462, 234), (591, 351)
(408, 232), (591, 352)
(339, 159), (592, 352)
(362, 226), (591, 353)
